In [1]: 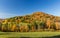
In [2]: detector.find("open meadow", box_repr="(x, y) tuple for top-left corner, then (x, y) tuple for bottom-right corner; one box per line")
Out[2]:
(0, 32), (60, 38)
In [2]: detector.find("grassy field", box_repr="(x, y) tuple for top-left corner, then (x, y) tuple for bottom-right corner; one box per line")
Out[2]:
(0, 32), (60, 38)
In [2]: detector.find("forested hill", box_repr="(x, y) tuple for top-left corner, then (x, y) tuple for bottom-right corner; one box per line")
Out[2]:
(0, 12), (60, 32)
(3, 12), (60, 23)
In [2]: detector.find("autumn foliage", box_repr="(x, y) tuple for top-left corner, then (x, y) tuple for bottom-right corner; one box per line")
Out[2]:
(0, 12), (60, 32)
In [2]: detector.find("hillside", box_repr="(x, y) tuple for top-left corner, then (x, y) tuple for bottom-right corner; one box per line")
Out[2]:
(0, 19), (4, 23)
(0, 12), (60, 32)
(4, 12), (60, 23)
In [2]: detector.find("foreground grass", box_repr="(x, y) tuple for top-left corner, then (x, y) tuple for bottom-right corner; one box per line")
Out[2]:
(0, 32), (60, 38)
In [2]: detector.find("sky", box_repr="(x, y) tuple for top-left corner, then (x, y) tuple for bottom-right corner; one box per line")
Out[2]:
(0, 0), (60, 19)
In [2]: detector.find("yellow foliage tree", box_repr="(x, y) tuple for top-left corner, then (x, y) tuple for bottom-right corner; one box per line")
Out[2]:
(46, 18), (51, 29)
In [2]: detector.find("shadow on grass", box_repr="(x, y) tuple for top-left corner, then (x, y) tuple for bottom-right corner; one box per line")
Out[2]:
(44, 35), (60, 38)
(8, 37), (30, 38)
(8, 35), (60, 38)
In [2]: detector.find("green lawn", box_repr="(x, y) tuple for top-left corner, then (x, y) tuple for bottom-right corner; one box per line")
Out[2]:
(0, 32), (60, 38)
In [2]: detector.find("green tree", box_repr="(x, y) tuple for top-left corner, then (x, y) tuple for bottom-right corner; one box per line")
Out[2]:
(0, 22), (2, 31)
(39, 21), (46, 29)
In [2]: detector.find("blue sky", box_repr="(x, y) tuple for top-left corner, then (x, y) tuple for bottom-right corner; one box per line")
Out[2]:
(0, 0), (60, 18)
